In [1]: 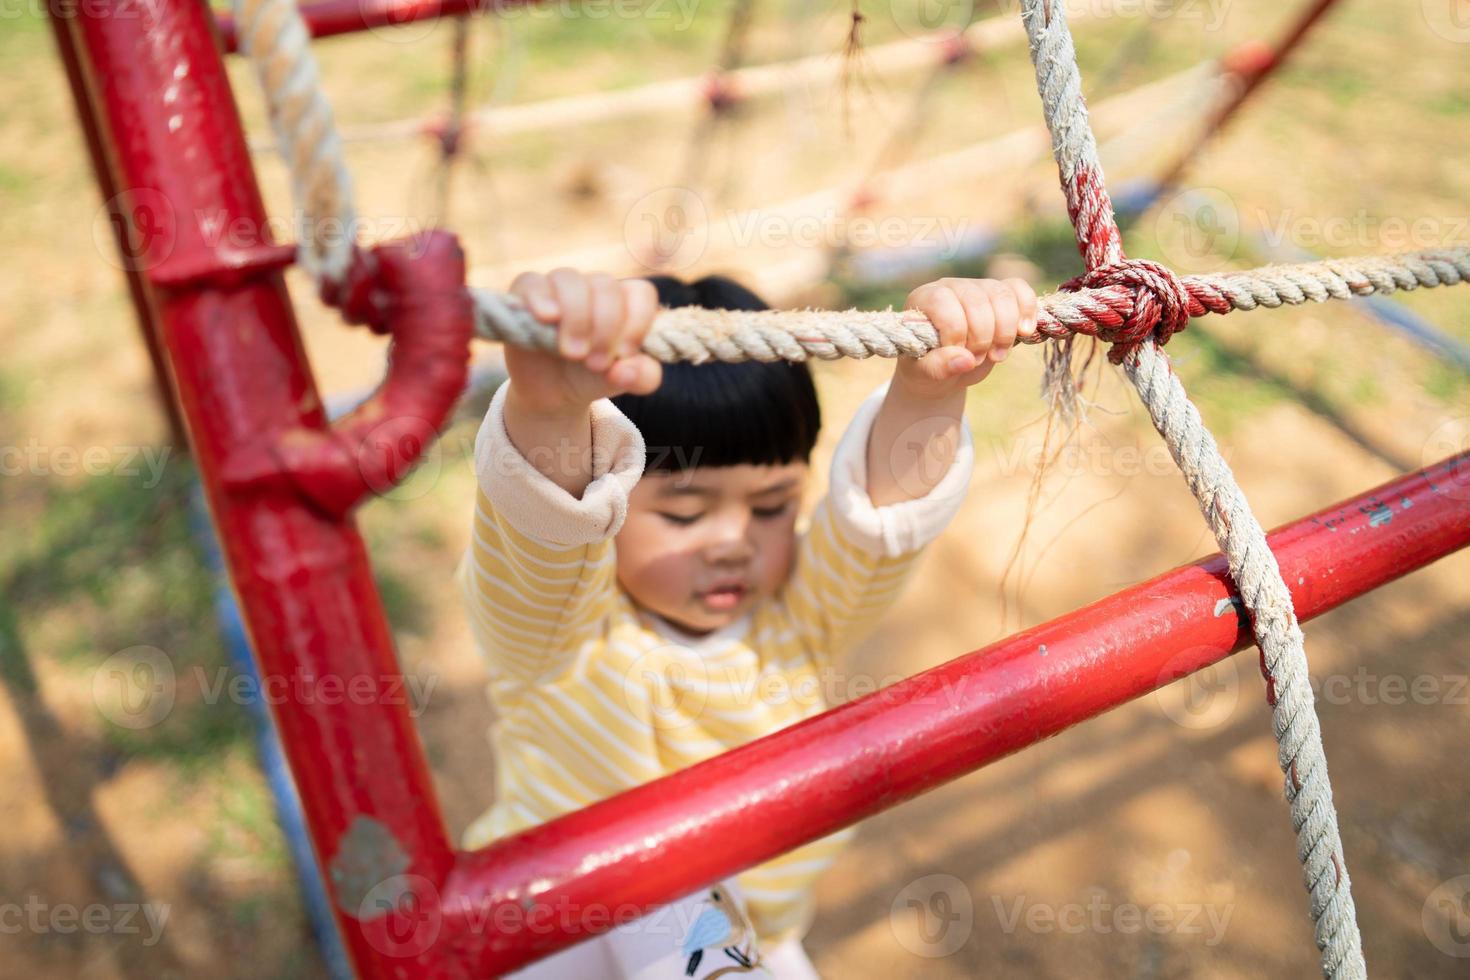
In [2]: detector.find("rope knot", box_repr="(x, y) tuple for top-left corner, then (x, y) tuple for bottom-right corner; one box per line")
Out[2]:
(1061, 258), (1192, 363)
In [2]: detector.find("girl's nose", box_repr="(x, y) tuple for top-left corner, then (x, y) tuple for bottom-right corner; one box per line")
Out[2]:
(703, 509), (755, 562)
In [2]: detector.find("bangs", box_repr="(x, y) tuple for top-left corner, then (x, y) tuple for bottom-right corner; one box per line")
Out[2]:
(613, 360), (821, 472)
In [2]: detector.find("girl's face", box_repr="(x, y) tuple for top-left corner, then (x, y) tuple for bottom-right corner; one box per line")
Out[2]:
(616, 461), (808, 635)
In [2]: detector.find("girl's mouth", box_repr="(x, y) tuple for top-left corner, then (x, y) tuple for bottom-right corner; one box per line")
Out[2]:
(699, 582), (748, 611)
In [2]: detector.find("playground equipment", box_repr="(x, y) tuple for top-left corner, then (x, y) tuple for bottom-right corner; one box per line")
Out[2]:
(48, 0), (1469, 976)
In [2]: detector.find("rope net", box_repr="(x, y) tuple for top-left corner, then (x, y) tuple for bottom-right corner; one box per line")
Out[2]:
(227, 0), (1470, 972)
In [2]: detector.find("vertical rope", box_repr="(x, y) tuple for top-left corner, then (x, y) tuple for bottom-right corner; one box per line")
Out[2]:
(232, 0), (358, 286)
(1018, 3), (1366, 976)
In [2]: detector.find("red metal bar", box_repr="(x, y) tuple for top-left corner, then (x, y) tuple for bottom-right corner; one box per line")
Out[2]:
(441, 454), (1470, 974)
(214, 0), (541, 53)
(48, 13), (188, 445)
(1155, 0), (1344, 190)
(47, 2), (460, 978)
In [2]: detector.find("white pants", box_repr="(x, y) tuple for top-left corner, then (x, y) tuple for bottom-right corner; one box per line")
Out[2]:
(506, 883), (820, 979)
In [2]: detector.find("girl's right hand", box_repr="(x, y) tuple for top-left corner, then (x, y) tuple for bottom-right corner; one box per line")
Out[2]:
(505, 269), (664, 417)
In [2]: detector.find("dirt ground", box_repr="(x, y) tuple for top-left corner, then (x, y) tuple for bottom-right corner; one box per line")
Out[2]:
(2, 0), (1468, 977)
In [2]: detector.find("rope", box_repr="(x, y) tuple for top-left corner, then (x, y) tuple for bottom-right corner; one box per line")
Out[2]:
(469, 247), (1470, 363)
(232, 0), (357, 287)
(1021, 2), (1366, 976)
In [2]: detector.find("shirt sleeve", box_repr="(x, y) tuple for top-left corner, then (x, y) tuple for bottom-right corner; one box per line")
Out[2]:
(781, 380), (974, 666)
(455, 380), (645, 689)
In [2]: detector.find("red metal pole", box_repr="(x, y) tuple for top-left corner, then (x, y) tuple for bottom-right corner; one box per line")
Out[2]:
(47, 1), (461, 977)
(48, 13), (188, 446)
(1154, 0), (1344, 190)
(440, 454), (1470, 975)
(214, 0), (543, 52)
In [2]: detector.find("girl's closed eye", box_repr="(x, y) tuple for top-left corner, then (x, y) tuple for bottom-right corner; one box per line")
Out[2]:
(752, 502), (792, 519)
(658, 511), (703, 526)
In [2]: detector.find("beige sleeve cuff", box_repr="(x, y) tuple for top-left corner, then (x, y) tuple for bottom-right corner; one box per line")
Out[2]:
(472, 381), (646, 548)
(826, 380), (975, 558)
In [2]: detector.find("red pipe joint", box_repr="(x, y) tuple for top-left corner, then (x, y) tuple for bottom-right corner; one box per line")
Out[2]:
(222, 231), (473, 517)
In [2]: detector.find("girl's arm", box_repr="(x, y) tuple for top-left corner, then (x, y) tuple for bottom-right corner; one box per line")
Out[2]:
(867, 276), (1037, 507)
(499, 269), (662, 496)
(780, 277), (1036, 661)
(457, 270), (662, 689)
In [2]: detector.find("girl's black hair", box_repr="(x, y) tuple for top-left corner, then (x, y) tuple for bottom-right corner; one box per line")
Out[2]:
(611, 275), (821, 473)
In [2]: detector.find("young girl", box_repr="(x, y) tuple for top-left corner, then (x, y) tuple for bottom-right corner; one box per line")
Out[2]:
(457, 269), (1037, 977)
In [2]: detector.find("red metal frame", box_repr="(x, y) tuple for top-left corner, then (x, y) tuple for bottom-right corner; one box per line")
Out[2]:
(1154, 0), (1344, 190)
(48, 0), (1470, 975)
(213, 0), (535, 52)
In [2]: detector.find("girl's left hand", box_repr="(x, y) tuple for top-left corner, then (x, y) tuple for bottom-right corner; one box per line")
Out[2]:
(894, 277), (1039, 400)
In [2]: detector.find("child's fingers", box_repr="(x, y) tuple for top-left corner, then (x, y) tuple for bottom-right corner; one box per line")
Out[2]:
(1006, 277), (1039, 340)
(547, 267), (592, 359)
(947, 279), (997, 360)
(606, 354), (662, 396)
(583, 274), (625, 372)
(510, 271), (559, 323)
(618, 278), (660, 359)
(981, 280), (1021, 362)
(906, 282), (968, 349)
(909, 344), (975, 386)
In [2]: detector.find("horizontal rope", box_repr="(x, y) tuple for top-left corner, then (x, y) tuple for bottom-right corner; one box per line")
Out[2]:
(471, 246), (1470, 363)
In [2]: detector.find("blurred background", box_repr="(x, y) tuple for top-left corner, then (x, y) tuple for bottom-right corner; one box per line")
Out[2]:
(2, 0), (1468, 976)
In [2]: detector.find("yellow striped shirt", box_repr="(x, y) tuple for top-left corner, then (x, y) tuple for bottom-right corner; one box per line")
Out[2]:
(457, 380), (974, 943)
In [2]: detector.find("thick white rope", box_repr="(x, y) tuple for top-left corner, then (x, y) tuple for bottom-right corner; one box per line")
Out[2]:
(1020, 1), (1367, 976)
(472, 247), (1470, 362)
(233, 0), (358, 286)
